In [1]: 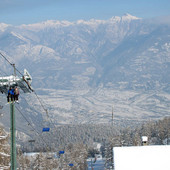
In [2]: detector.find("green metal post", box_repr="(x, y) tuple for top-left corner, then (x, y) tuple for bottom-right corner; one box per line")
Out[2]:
(10, 102), (16, 170)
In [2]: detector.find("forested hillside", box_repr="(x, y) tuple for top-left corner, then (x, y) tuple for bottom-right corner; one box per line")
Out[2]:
(20, 117), (170, 153)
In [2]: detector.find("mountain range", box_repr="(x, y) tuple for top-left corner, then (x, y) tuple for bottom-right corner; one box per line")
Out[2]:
(0, 14), (169, 133)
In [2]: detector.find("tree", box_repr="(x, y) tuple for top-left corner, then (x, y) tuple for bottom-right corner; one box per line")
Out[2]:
(0, 126), (10, 169)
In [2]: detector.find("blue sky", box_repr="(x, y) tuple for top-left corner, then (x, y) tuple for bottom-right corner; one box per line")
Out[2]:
(0, 0), (170, 25)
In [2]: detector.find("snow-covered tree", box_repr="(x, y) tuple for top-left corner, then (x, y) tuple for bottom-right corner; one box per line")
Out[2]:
(64, 143), (88, 170)
(0, 126), (10, 169)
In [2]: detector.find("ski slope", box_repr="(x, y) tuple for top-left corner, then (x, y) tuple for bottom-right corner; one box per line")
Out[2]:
(87, 155), (105, 170)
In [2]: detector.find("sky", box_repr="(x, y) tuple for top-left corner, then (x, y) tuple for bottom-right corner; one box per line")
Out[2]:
(0, 0), (170, 25)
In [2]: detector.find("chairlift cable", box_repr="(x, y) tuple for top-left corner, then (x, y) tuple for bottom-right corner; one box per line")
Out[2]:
(1, 55), (52, 125)
(0, 52), (33, 93)
(24, 91), (56, 140)
(33, 91), (56, 129)
(0, 58), (52, 151)
(15, 106), (51, 151)
(0, 53), (54, 126)
(33, 91), (49, 117)
(0, 52), (23, 77)
(0, 53), (57, 149)
(21, 92), (57, 148)
(0, 53), (49, 118)
(19, 95), (55, 140)
(1, 105), (49, 152)
(0, 52), (13, 66)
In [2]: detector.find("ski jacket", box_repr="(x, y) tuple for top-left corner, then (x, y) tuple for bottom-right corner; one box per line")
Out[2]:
(8, 90), (10, 95)
(10, 89), (14, 95)
(15, 88), (19, 95)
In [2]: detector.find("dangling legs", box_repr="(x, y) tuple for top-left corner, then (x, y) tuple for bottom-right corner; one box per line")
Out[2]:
(15, 94), (18, 101)
(11, 95), (14, 102)
(7, 95), (10, 102)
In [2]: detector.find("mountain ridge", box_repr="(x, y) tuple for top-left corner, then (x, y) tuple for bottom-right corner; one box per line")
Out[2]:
(0, 14), (140, 29)
(0, 14), (169, 130)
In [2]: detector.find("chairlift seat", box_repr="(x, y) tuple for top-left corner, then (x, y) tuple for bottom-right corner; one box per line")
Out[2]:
(59, 151), (64, 154)
(42, 127), (50, 132)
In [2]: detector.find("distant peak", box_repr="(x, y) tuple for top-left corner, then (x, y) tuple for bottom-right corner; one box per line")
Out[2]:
(109, 14), (141, 23)
(0, 23), (10, 31)
(124, 13), (133, 16)
(122, 13), (141, 20)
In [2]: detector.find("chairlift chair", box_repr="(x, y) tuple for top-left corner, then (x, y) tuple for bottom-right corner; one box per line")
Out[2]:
(42, 127), (50, 132)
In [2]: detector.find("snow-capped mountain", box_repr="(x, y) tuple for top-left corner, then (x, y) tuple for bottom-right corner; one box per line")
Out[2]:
(0, 14), (169, 129)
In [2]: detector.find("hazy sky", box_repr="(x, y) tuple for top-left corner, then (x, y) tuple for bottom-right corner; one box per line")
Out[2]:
(0, 0), (170, 25)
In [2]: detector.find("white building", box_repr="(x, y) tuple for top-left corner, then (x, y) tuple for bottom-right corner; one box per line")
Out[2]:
(113, 145), (170, 170)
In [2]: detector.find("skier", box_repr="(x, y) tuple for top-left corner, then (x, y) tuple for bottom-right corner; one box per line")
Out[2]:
(7, 87), (14, 102)
(7, 87), (11, 102)
(14, 86), (19, 102)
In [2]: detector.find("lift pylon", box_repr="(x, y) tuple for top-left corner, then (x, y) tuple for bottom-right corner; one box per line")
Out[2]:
(10, 102), (16, 170)
(0, 64), (33, 170)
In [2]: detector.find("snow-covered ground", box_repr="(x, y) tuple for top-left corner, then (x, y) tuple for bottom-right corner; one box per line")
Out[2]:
(25, 88), (170, 125)
(113, 145), (170, 170)
(87, 155), (105, 170)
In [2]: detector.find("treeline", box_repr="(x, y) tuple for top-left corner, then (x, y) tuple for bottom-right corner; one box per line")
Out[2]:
(20, 117), (170, 153)
(117, 116), (170, 146)
(21, 123), (120, 152)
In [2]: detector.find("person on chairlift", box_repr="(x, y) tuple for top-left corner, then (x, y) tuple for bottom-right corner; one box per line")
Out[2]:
(7, 86), (14, 102)
(7, 88), (10, 102)
(14, 86), (19, 101)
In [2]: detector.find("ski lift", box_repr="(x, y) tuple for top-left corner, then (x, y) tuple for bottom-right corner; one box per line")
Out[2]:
(0, 68), (33, 95)
(28, 137), (35, 152)
(42, 127), (50, 132)
(59, 151), (64, 154)
(69, 163), (74, 167)
(42, 115), (51, 132)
